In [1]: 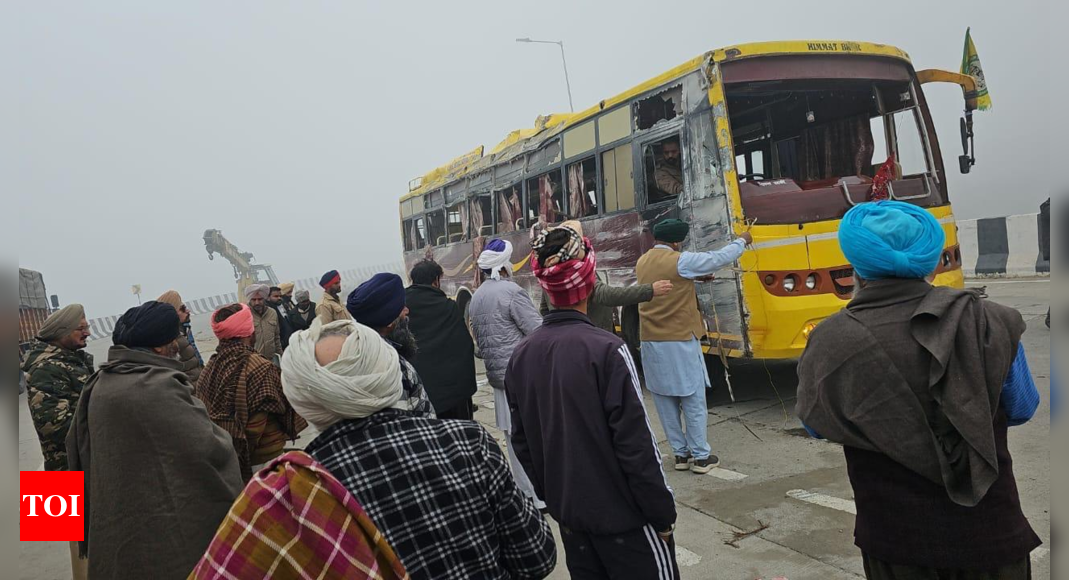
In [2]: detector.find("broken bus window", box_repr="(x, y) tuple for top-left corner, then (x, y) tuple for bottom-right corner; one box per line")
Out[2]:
(634, 85), (683, 131)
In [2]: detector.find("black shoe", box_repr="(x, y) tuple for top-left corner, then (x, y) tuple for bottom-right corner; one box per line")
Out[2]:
(691, 456), (721, 474)
(673, 455), (692, 471)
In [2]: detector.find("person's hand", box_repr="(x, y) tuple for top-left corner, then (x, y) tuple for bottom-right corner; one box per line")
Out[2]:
(739, 231), (754, 246)
(657, 528), (673, 542)
(652, 280), (673, 297)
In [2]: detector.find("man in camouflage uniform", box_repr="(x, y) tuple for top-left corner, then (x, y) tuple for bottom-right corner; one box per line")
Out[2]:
(21, 304), (94, 471)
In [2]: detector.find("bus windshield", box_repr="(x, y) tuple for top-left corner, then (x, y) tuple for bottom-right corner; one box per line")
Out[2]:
(726, 62), (946, 224)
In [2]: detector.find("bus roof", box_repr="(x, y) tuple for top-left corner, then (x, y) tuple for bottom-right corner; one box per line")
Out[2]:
(401, 40), (911, 202)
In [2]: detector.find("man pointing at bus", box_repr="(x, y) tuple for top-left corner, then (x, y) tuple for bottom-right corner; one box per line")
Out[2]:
(637, 219), (751, 474)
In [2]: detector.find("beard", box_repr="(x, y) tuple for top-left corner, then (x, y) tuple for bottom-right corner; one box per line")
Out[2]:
(386, 317), (418, 361)
(665, 156), (680, 167)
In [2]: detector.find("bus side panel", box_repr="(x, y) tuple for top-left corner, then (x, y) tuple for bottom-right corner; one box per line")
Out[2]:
(680, 103), (746, 353)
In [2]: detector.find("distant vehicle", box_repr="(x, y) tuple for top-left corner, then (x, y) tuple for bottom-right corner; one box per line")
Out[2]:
(203, 229), (279, 298)
(19, 268), (58, 349)
(399, 40), (977, 362)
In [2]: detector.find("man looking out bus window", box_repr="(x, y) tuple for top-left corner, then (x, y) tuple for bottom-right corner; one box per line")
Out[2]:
(654, 138), (685, 197)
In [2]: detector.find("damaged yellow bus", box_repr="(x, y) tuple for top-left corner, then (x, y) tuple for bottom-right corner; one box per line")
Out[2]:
(399, 40), (979, 365)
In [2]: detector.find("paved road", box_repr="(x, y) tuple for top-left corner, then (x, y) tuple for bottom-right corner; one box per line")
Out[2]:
(19, 280), (1050, 579)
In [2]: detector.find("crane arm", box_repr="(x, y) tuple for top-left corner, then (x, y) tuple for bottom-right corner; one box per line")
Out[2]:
(203, 229), (257, 280)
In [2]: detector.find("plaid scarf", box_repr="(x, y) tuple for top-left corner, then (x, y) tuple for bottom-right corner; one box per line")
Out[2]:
(531, 224), (585, 267)
(189, 450), (409, 580)
(195, 340), (306, 480)
(532, 228), (598, 308)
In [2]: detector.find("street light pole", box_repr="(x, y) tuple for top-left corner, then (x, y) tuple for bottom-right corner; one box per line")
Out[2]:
(516, 37), (575, 112)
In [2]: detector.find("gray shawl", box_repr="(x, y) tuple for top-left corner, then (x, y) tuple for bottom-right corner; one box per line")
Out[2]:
(796, 279), (1025, 507)
(67, 346), (243, 579)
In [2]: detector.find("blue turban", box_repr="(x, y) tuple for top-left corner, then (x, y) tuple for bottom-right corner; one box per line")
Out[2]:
(839, 201), (945, 280)
(112, 301), (180, 349)
(346, 273), (406, 329)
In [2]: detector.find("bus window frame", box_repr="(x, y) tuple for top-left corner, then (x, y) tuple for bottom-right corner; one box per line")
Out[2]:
(413, 214), (429, 249)
(592, 103), (637, 218)
(469, 193), (494, 238)
(402, 218), (415, 251)
(425, 209), (447, 247)
(636, 124), (686, 210)
(445, 201), (466, 244)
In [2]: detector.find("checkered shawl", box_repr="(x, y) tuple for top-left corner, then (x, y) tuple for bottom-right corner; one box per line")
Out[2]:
(196, 340), (307, 481)
(189, 450), (408, 580)
(532, 236), (598, 308)
(306, 409), (557, 579)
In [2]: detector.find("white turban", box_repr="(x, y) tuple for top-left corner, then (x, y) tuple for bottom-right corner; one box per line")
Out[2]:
(281, 319), (404, 430)
(477, 240), (514, 281)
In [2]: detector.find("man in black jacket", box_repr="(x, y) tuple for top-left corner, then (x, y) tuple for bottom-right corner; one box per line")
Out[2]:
(405, 260), (478, 420)
(507, 225), (679, 579)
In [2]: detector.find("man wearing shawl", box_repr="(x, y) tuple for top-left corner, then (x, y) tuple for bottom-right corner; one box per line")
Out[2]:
(157, 289), (204, 383)
(636, 219), (752, 474)
(197, 303), (307, 481)
(316, 269), (351, 325)
(508, 223), (681, 579)
(281, 320), (556, 579)
(66, 301), (243, 580)
(468, 238), (544, 508)
(347, 273), (435, 417)
(404, 260), (478, 420)
(796, 201), (1042, 579)
(21, 303), (93, 579)
(246, 283), (283, 361)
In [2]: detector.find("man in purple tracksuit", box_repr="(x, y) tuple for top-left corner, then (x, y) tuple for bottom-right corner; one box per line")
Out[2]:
(506, 223), (679, 579)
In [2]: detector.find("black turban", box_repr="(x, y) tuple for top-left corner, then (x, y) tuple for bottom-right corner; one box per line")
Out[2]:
(652, 219), (690, 243)
(112, 301), (181, 349)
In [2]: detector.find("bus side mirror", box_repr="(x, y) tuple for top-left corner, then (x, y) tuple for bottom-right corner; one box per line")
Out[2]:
(959, 155), (972, 175)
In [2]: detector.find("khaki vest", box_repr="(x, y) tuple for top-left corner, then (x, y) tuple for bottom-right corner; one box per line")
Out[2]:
(636, 247), (706, 342)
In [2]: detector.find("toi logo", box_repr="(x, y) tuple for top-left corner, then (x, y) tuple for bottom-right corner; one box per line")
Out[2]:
(20, 471), (85, 541)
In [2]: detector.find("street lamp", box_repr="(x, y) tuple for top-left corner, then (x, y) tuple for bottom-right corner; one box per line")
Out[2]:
(516, 37), (575, 113)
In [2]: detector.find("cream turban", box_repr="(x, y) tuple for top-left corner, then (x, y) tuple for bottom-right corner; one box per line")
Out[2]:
(281, 320), (404, 430)
(279, 282), (295, 296)
(37, 304), (86, 342)
(157, 290), (183, 311)
(244, 284), (270, 300)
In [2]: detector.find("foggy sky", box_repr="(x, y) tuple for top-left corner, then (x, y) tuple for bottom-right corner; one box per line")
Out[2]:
(8, 0), (1051, 318)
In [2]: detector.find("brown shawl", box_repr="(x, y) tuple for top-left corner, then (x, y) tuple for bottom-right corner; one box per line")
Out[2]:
(796, 279), (1025, 507)
(196, 340), (306, 480)
(66, 346), (242, 578)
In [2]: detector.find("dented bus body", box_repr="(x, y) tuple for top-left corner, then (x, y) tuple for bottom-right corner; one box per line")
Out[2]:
(399, 40), (975, 360)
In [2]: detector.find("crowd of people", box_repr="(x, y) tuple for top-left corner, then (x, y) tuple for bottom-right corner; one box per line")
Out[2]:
(20, 201), (1044, 580)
